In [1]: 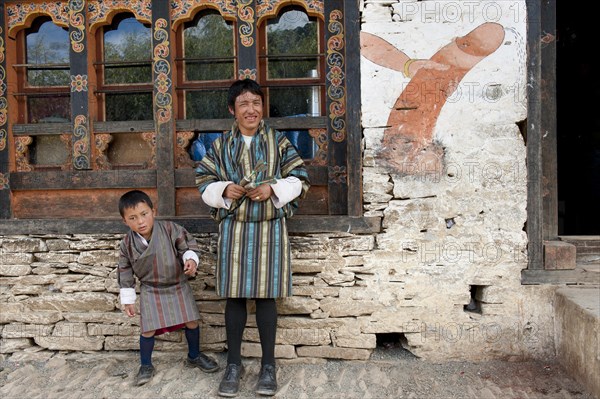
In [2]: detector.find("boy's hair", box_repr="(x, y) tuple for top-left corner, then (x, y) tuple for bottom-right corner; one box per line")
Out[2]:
(118, 190), (153, 217)
(227, 78), (264, 109)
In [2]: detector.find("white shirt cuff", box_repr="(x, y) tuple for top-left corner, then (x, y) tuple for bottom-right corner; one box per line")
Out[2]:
(183, 250), (199, 265)
(270, 176), (302, 209)
(202, 181), (234, 209)
(120, 288), (136, 305)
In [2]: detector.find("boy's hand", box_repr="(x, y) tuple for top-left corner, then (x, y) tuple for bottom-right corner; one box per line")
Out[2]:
(184, 259), (197, 276)
(123, 304), (136, 317)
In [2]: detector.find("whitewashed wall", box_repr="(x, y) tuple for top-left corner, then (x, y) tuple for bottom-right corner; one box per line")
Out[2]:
(360, 0), (556, 360)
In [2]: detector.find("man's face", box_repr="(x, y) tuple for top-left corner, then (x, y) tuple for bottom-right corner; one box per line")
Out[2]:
(229, 91), (263, 136)
(122, 202), (156, 241)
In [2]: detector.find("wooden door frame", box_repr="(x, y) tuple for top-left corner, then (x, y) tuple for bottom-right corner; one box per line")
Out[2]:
(522, 0), (598, 284)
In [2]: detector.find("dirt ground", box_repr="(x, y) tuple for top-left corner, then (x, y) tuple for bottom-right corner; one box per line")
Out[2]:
(0, 347), (595, 399)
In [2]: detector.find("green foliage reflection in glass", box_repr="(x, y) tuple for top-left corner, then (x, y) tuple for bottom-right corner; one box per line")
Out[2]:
(267, 9), (318, 79)
(104, 16), (152, 84)
(106, 93), (153, 121)
(26, 20), (70, 86)
(103, 16), (152, 121)
(186, 90), (231, 119)
(184, 12), (234, 81)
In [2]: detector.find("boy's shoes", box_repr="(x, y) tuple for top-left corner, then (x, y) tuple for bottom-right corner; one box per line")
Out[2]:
(217, 363), (245, 397)
(255, 364), (277, 396)
(134, 364), (155, 386)
(185, 352), (220, 373)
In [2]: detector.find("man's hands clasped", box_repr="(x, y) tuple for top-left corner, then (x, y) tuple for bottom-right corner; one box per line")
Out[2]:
(224, 183), (273, 202)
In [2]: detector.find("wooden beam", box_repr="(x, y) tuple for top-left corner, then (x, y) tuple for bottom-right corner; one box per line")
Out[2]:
(13, 121), (157, 135)
(0, 216), (382, 235)
(344, 1), (363, 217)
(541, 0), (558, 240)
(526, 0), (544, 269)
(521, 269), (600, 285)
(9, 170), (156, 190)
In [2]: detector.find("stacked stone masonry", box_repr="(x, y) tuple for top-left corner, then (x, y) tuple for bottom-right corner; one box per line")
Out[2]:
(0, 234), (376, 360)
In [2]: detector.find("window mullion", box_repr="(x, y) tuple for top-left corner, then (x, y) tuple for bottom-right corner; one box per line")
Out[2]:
(0, 2), (10, 218)
(69, 0), (91, 170)
(152, 0), (176, 216)
(325, 1), (349, 215)
(237, 1), (258, 81)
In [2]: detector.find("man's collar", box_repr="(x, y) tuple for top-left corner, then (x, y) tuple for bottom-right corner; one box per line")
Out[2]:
(231, 119), (266, 137)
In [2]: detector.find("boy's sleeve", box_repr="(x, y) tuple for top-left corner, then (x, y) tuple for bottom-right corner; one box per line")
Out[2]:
(117, 238), (136, 305)
(172, 222), (201, 264)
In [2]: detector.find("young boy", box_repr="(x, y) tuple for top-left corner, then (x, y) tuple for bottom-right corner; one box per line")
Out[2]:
(117, 190), (219, 386)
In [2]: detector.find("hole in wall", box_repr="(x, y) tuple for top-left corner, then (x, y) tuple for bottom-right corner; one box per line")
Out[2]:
(517, 119), (527, 144)
(374, 333), (417, 359)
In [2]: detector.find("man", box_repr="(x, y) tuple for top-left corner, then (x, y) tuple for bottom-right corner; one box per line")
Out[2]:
(195, 79), (310, 397)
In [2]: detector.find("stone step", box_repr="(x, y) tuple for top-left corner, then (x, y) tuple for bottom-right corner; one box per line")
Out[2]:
(554, 287), (600, 398)
(559, 235), (600, 249)
(559, 236), (600, 264)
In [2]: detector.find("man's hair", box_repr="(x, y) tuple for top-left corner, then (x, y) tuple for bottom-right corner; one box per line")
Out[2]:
(227, 78), (264, 109)
(118, 190), (153, 217)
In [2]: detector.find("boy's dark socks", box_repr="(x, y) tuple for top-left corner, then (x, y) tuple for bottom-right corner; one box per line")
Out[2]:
(185, 326), (200, 359)
(139, 335), (155, 366)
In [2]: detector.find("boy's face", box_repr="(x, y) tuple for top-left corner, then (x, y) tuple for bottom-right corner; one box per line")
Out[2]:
(122, 202), (156, 241)
(229, 91), (263, 136)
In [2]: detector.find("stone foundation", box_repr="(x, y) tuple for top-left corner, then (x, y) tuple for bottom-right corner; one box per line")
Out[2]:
(0, 231), (555, 361)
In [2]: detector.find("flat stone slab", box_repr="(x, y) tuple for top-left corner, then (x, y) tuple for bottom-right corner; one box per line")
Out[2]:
(557, 287), (600, 319)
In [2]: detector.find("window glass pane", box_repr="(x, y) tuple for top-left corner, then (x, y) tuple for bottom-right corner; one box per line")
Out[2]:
(105, 65), (151, 84)
(27, 96), (70, 123)
(269, 86), (319, 117)
(184, 13), (235, 81)
(105, 93), (153, 121)
(104, 17), (151, 84)
(267, 9), (318, 79)
(186, 90), (230, 119)
(26, 20), (69, 86)
(284, 130), (316, 160)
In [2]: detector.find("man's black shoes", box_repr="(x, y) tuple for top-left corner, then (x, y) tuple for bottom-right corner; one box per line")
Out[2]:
(256, 364), (277, 396)
(218, 363), (245, 397)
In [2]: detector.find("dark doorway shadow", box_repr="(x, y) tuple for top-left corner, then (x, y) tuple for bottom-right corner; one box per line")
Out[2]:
(557, 3), (600, 235)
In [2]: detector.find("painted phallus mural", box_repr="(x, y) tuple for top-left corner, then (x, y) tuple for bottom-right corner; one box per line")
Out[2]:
(361, 22), (505, 174)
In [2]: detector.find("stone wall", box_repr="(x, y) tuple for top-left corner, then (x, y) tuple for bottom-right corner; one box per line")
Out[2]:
(0, 0), (559, 362)
(0, 233), (380, 361)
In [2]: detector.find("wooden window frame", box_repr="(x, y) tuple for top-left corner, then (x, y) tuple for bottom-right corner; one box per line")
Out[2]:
(0, 0), (377, 235)
(93, 12), (153, 122)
